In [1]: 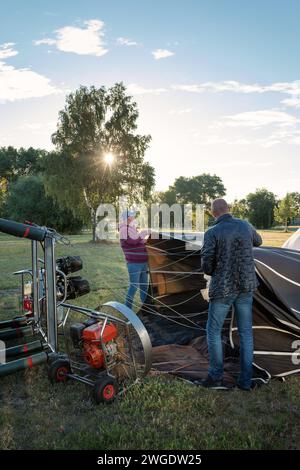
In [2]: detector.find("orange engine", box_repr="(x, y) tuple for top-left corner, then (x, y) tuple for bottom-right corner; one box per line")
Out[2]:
(82, 322), (118, 369)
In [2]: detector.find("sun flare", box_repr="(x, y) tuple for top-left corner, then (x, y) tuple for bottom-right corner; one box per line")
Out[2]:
(104, 152), (115, 165)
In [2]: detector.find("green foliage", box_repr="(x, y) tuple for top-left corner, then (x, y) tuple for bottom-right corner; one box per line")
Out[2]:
(289, 192), (300, 219)
(0, 146), (47, 217)
(246, 188), (277, 229)
(229, 191), (300, 229)
(157, 188), (177, 206)
(0, 179), (7, 217)
(230, 198), (249, 219)
(0, 146), (18, 183)
(0, 146), (46, 183)
(46, 83), (155, 240)
(275, 193), (299, 232)
(154, 174), (225, 229)
(159, 174), (226, 206)
(5, 176), (83, 233)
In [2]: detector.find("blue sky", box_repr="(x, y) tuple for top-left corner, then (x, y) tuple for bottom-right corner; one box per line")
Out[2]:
(1, 0), (300, 200)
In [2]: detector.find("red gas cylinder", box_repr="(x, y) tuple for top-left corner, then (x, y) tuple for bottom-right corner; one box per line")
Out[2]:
(23, 296), (33, 313)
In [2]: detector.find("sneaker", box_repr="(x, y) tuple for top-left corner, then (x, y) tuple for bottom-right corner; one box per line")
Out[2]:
(194, 375), (229, 390)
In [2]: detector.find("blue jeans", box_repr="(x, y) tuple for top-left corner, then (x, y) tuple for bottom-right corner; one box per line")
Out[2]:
(125, 262), (148, 310)
(206, 292), (253, 389)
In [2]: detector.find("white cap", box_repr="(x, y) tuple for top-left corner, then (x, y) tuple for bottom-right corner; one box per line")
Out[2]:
(121, 209), (136, 220)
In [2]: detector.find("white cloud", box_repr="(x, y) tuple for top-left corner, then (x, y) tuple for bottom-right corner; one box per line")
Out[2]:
(269, 81), (300, 95)
(258, 128), (300, 147)
(117, 37), (139, 46)
(172, 84), (201, 93)
(166, 41), (180, 46)
(194, 133), (253, 145)
(0, 43), (60, 103)
(18, 121), (56, 132)
(215, 160), (273, 168)
(34, 19), (108, 56)
(281, 97), (300, 108)
(172, 81), (264, 94)
(33, 38), (57, 46)
(196, 122), (300, 148)
(169, 108), (192, 115)
(152, 49), (174, 60)
(0, 43), (18, 59)
(127, 83), (167, 95)
(220, 110), (298, 129)
(172, 80), (300, 97)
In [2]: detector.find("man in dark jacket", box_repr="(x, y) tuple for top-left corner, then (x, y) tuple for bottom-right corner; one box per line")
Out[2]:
(201, 198), (262, 390)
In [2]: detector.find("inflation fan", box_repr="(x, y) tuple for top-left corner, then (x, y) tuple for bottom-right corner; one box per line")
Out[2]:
(0, 218), (152, 404)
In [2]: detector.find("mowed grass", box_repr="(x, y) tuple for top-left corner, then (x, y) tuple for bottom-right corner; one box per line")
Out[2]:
(258, 230), (292, 247)
(0, 229), (299, 450)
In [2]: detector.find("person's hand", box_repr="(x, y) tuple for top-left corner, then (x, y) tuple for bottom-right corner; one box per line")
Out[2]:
(140, 229), (150, 239)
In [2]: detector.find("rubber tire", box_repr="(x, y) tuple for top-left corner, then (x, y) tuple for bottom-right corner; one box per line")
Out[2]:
(48, 358), (71, 383)
(93, 376), (118, 404)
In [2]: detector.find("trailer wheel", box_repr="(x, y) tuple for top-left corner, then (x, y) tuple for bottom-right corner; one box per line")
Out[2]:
(93, 376), (118, 404)
(48, 359), (71, 383)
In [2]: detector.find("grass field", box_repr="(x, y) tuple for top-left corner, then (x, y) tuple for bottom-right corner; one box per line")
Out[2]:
(257, 230), (293, 247)
(0, 229), (299, 450)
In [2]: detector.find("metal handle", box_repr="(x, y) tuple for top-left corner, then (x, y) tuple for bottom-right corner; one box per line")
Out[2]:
(0, 218), (46, 241)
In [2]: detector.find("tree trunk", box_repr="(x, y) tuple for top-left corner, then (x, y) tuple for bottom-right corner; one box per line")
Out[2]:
(285, 218), (288, 233)
(91, 210), (97, 242)
(83, 188), (97, 242)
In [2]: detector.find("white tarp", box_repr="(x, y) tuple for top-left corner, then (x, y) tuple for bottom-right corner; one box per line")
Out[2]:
(282, 228), (300, 251)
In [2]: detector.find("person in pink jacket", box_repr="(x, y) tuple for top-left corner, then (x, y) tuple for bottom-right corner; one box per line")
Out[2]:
(119, 210), (149, 309)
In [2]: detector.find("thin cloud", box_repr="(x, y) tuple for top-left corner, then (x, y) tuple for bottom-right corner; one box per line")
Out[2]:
(117, 37), (139, 46)
(195, 125), (300, 148)
(281, 97), (300, 108)
(196, 136), (252, 146)
(0, 43), (18, 59)
(259, 128), (300, 147)
(172, 81), (265, 93)
(169, 108), (192, 115)
(215, 160), (273, 168)
(18, 121), (56, 132)
(172, 80), (300, 97)
(34, 19), (108, 57)
(152, 49), (174, 60)
(34, 38), (56, 46)
(127, 83), (167, 95)
(0, 43), (60, 103)
(220, 110), (298, 129)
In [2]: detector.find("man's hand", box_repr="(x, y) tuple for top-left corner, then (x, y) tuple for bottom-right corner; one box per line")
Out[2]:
(251, 226), (262, 247)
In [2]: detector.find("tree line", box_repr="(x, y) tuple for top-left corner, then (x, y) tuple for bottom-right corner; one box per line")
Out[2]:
(155, 180), (300, 231)
(0, 82), (299, 237)
(230, 190), (300, 231)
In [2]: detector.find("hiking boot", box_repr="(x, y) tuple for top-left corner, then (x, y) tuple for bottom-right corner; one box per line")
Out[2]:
(195, 375), (228, 390)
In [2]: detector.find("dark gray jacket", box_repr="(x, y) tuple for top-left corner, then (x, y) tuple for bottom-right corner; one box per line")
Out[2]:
(201, 214), (262, 299)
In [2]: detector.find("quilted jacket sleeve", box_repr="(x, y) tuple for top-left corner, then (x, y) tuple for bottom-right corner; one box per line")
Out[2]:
(201, 229), (217, 275)
(251, 225), (263, 247)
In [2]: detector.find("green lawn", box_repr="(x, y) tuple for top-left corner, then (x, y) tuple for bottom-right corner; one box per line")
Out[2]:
(0, 230), (299, 450)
